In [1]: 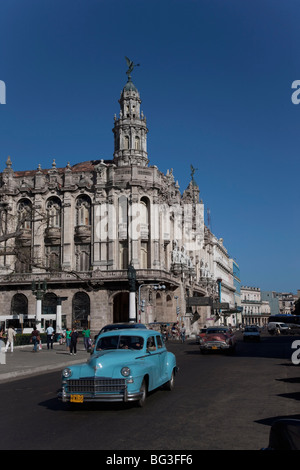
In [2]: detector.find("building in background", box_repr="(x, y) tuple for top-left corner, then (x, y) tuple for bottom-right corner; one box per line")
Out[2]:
(276, 292), (298, 314)
(241, 286), (270, 326)
(261, 291), (280, 315)
(0, 67), (239, 335)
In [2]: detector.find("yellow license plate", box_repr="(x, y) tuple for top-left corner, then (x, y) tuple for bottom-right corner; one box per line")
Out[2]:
(70, 394), (84, 403)
(212, 346), (218, 349)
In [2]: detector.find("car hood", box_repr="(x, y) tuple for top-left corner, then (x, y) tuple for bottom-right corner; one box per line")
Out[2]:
(67, 349), (141, 378)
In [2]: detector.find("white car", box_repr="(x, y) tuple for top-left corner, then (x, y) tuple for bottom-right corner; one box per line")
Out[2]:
(267, 322), (290, 335)
(243, 326), (260, 342)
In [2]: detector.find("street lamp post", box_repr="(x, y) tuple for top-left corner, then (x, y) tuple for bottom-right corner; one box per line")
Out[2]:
(31, 279), (47, 331)
(174, 295), (180, 321)
(127, 264), (137, 323)
(138, 283), (166, 324)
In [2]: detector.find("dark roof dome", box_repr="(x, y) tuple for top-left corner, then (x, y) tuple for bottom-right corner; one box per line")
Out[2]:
(123, 78), (138, 93)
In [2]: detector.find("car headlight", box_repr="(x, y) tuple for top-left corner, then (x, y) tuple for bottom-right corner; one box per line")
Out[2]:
(62, 367), (72, 378)
(121, 367), (131, 377)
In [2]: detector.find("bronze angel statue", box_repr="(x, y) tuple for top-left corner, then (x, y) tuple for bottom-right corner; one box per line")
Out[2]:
(125, 56), (140, 78)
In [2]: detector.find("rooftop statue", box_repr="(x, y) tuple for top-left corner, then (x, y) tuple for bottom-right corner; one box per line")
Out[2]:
(190, 164), (198, 186)
(125, 56), (140, 80)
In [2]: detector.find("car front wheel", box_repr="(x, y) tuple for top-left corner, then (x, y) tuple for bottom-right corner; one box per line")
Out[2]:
(137, 379), (147, 407)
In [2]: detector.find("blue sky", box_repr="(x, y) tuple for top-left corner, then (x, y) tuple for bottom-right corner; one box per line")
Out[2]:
(0, 0), (299, 293)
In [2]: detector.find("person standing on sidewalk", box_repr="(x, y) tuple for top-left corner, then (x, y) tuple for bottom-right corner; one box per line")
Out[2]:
(5, 325), (16, 353)
(66, 327), (71, 351)
(82, 327), (91, 351)
(70, 327), (79, 355)
(30, 326), (40, 352)
(180, 323), (186, 343)
(46, 324), (54, 350)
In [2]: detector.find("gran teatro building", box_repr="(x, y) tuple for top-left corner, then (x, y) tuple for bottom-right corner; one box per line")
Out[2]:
(0, 68), (225, 335)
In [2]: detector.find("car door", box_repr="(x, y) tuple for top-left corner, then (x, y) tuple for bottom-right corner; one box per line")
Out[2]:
(145, 334), (161, 389)
(155, 334), (169, 385)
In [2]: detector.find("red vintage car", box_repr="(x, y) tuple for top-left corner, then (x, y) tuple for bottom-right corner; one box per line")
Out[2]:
(199, 327), (237, 354)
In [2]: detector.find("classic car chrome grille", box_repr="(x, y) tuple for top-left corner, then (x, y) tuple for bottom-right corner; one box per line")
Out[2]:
(205, 341), (226, 347)
(66, 378), (126, 394)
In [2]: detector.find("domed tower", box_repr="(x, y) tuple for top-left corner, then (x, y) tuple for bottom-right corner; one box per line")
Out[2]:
(112, 59), (148, 167)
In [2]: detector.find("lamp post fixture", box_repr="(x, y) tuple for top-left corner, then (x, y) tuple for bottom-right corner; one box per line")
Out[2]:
(138, 283), (166, 324)
(31, 279), (47, 330)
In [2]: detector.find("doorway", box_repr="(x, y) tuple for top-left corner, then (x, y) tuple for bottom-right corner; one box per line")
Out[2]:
(113, 292), (129, 323)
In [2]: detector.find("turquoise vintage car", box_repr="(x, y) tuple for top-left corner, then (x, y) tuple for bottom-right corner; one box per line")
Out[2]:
(58, 328), (178, 407)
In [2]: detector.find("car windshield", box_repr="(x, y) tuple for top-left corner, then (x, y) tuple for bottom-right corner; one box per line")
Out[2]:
(207, 328), (228, 334)
(96, 335), (144, 351)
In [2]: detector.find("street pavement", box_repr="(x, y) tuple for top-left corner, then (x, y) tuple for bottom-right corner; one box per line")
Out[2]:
(0, 339), (90, 383)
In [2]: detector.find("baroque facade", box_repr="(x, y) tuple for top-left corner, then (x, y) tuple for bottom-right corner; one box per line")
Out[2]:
(0, 72), (236, 334)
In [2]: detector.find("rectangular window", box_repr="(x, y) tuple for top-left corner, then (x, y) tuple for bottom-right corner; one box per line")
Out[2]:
(119, 241), (128, 269)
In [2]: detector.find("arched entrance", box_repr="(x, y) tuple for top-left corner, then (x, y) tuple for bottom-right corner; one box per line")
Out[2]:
(113, 292), (129, 323)
(72, 292), (90, 329)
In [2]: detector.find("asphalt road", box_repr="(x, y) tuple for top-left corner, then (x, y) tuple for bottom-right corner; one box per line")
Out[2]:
(1, 332), (300, 451)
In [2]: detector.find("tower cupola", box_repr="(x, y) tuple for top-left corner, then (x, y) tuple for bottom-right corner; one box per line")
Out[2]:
(112, 58), (148, 167)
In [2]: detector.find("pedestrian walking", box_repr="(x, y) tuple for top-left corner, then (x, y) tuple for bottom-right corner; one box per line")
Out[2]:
(82, 327), (91, 350)
(66, 327), (71, 351)
(5, 325), (16, 352)
(46, 324), (54, 349)
(30, 326), (40, 352)
(70, 327), (79, 355)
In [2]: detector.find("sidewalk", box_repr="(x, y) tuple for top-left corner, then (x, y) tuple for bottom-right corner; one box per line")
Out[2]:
(0, 341), (90, 384)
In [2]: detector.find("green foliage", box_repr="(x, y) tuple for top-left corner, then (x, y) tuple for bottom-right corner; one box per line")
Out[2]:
(13, 333), (47, 346)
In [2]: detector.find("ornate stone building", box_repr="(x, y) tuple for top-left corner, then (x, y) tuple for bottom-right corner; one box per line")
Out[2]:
(0, 71), (228, 334)
(240, 286), (270, 326)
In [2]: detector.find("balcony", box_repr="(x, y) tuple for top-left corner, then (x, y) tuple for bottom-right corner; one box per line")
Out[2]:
(44, 227), (61, 244)
(74, 225), (91, 243)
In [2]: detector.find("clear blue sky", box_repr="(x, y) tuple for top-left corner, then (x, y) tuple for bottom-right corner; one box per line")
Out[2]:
(0, 0), (299, 293)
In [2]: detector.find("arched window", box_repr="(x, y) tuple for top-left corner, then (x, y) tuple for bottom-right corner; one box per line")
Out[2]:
(124, 136), (129, 150)
(166, 295), (172, 308)
(46, 246), (61, 271)
(140, 197), (149, 225)
(72, 292), (90, 329)
(17, 199), (32, 230)
(11, 293), (28, 316)
(46, 197), (61, 228)
(76, 195), (91, 226)
(134, 136), (140, 150)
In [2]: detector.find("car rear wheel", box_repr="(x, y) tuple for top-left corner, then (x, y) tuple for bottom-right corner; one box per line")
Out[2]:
(165, 370), (175, 391)
(137, 379), (147, 407)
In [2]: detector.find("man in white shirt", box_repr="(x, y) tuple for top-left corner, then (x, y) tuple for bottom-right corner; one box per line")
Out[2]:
(46, 324), (55, 350)
(5, 325), (16, 353)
